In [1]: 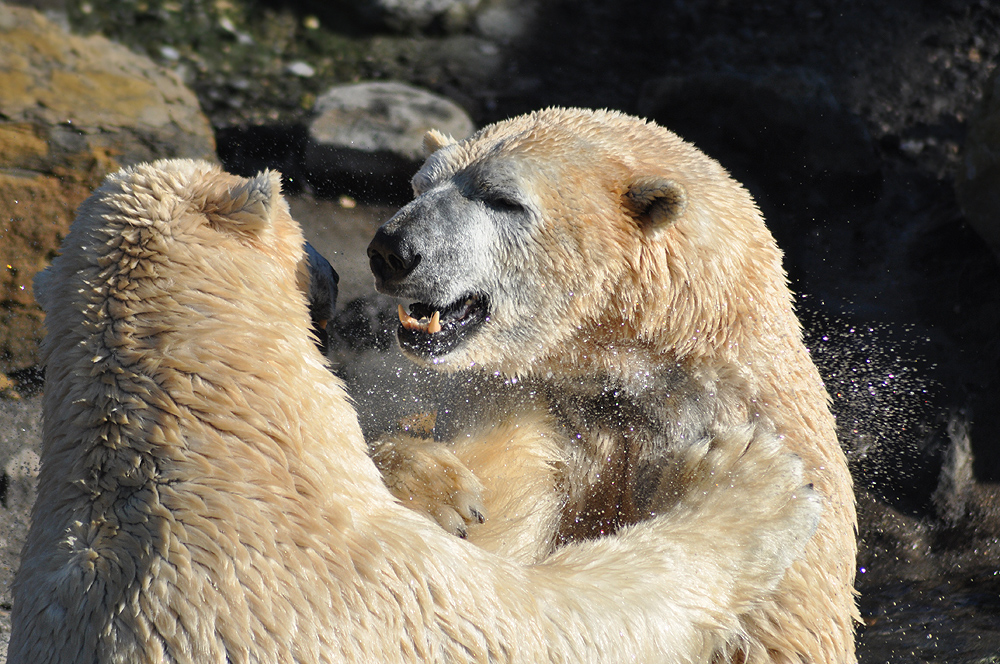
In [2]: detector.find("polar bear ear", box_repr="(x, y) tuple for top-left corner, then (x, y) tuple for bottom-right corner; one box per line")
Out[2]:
(204, 170), (281, 236)
(423, 129), (456, 156)
(624, 176), (688, 232)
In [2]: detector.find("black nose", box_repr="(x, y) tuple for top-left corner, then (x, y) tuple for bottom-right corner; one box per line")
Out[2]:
(368, 228), (420, 286)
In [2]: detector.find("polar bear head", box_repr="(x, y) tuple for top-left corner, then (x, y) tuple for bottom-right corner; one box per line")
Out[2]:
(368, 108), (791, 378)
(34, 159), (339, 364)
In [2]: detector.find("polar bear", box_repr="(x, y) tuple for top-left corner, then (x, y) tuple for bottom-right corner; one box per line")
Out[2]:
(368, 108), (859, 663)
(9, 158), (820, 663)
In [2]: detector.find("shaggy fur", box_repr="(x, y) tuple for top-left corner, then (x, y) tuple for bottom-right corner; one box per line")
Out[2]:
(8, 159), (820, 663)
(369, 108), (859, 663)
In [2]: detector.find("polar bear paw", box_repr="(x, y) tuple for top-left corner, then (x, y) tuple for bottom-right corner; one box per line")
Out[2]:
(372, 435), (487, 537)
(670, 426), (824, 595)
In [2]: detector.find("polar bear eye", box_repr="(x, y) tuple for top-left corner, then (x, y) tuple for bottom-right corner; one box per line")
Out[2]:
(481, 190), (525, 214)
(458, 165), (528, 214)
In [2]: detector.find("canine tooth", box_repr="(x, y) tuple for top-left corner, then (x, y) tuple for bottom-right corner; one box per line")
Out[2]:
(398, 304), (419, 329)
(398, 304), (441, 333)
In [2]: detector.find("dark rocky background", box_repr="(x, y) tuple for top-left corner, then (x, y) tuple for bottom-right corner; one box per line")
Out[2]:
(3, 0), (1000, 660)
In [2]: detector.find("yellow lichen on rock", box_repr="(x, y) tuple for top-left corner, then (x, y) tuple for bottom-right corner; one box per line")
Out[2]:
(0, 3), (215, 372)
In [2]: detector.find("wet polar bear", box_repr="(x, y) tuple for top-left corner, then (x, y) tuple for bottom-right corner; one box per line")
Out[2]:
(368, 108), (859, 663)
(8, 159), (819, 663)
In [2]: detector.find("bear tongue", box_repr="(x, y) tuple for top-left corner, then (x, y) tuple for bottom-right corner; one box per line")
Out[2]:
(397, 305), (442, 334)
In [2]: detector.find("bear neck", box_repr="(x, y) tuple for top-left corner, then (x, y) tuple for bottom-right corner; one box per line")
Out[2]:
(524, 267), (827, 444)
(535, 294), (804, 392)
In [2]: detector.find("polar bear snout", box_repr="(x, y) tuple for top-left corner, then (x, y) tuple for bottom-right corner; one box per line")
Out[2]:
(368, 188), (506, 363)
(368, 226), (421, 290)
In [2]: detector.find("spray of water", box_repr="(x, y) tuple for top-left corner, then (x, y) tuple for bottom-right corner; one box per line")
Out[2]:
(800, 299), (964, 520)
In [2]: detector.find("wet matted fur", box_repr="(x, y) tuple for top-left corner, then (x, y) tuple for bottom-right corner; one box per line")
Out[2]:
(9, 159), (819, 663)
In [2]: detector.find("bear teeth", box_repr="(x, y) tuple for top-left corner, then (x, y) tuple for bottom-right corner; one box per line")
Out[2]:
(398, 305), (441, 334)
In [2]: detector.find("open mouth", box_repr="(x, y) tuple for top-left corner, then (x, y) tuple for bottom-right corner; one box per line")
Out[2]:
(396, 294), (490, 358)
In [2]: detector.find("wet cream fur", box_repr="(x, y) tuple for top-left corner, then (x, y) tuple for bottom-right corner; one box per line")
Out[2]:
(378, 108), (859, 663)
(9, 159), (820, 663)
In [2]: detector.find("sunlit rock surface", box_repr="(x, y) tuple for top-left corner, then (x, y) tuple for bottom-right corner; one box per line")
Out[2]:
(303, 81), (475, 201)
(0, 2), (215, 375)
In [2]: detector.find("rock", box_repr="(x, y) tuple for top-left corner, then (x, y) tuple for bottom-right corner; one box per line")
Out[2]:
(353, 0), (482, 33)
(3, 448), (39, 485)
(302, 81), (474, 202)
(957, 71), (1000, 257)
(0, 2), (216, 373)
(0, 372), (18, 400)
(309, 82), (471, 161)
(0, 394), (42, 613)
(474, 3), (536, 42)
(931, 413), (975, 526)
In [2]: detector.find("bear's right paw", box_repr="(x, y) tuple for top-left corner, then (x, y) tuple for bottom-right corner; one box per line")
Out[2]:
(696, 428), (823, 596)
(647, 426), (822, 603)
(371, 435), (487, 538)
